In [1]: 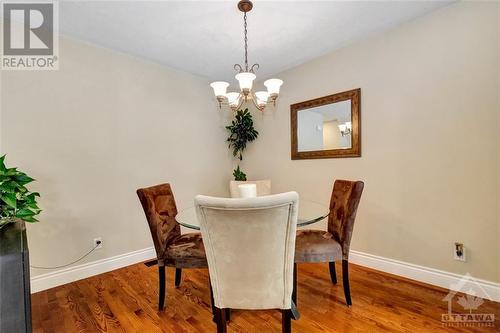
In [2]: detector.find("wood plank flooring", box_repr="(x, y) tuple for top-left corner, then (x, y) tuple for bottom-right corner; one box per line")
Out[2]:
(32, 262), (499, 332)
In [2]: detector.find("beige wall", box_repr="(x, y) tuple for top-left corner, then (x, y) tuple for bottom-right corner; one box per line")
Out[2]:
(323, 120), (341, 150)
(243, 2), (500, 282)
(0, 37), (230, 277)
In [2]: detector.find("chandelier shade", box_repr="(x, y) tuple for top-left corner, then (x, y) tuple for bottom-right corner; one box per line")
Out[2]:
(210, 81), (229, 97)
(226, 92), (241, 107)
(264, 79), (283, 95)
(255, 91), (270, 106)
(235, 72), (256, 91)
(209, 0), (283, 112)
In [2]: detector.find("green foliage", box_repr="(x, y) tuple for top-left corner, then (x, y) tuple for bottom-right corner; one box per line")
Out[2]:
(0, 155), (41, 228)
(233, 165), (247, 181)
(226, 108), (259, 160)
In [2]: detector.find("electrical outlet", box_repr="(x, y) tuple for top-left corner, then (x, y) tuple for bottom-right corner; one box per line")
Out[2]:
(93, 237), (103, 250)
(454, 242), (465, 262)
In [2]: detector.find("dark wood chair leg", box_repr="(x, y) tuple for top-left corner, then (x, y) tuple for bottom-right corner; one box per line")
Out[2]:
(329, 261), (337, 284)
(215, 307), (227, 333)
(158, 266), (166, 311)
(209, 279), (216, 323)
(225, 308), (231, 322)
(342, 259), (352, 306)
(175, 268), (182, 288)
(292, 263), (297, 305)
(282, 309), (292, 333)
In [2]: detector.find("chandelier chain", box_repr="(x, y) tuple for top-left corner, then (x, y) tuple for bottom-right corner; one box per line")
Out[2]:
(244, 12), (248, 71)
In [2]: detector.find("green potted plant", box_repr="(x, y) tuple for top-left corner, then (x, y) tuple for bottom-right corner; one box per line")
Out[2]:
(226, 108), (259, 161)
(0, 155), (41, 229)
(226, 108), (258, 180)
(232, 165), (247, 181)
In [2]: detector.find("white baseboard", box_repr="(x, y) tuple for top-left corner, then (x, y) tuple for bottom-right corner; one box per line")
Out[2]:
(350, 250), (500, 302)
(30, 247), (156, 293)
(31, 247), (500, 303)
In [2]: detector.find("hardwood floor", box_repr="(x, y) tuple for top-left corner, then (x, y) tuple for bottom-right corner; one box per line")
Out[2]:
(32, 262), (499, 332)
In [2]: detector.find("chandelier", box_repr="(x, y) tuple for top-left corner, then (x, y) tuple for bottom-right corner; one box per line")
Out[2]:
(210, 0), (283, 112)
(338, 122), (352, 137)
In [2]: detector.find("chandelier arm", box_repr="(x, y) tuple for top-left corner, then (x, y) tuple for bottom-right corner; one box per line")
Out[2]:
(250, 91), (265, 111)
(249, 63), (259, 73)
(236, 93), (245, 111)
(234, 64), (243, 73)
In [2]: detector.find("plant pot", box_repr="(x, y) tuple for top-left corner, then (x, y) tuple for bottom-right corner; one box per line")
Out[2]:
(0, 218), (19, 230)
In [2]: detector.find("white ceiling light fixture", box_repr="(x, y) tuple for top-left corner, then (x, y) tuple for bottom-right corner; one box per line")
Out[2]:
(338, 121), (352, 136)
(210, 0), (283, 112)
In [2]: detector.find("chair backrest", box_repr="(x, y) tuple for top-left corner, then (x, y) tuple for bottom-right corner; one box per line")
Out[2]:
(195, 192), (298, 310)
(137, 183), (180, 261)
(229, 179), (272, 198)
(328, 180), (364, 259)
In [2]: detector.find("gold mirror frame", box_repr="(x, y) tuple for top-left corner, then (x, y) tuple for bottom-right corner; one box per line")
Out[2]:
(291, 88), (361, 160)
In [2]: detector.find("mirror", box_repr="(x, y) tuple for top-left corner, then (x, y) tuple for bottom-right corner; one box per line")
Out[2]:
(291, 89), (360, 159)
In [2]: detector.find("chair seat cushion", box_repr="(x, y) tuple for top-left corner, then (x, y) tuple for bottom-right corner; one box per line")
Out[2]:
(164, 233), (208, 268)
(294, 230), (342, 263)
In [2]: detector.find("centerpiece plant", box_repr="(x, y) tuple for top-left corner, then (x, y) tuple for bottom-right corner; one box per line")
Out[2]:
(0, 155), (41, 229)
(226, 108), (259, 180)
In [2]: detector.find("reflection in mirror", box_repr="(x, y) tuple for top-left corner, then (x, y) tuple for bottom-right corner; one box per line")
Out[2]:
(297, 100), (352, 152)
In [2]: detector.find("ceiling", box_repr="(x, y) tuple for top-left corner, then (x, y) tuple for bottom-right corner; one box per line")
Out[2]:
(59, 1), (452, 82)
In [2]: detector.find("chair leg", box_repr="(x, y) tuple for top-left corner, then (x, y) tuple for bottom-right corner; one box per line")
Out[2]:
(175, 268), (182, 288)
(215, 307), (227, 333)
(225, 308), (231, 322)
(158, 266), (166, 311)
(329, 261), (338, 284)
(292, 263), (297, 305)
(282, 309), (292, 333)
(209, 279), (216, 323)
(342, 259), (352, 306)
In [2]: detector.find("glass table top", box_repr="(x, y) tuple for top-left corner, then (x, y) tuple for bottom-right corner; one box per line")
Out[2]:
(175, 199), (330, 230)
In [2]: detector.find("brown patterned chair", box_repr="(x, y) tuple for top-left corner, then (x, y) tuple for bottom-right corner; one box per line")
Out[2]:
(137, 183), (207, 310)
(294, 180), (364, 307)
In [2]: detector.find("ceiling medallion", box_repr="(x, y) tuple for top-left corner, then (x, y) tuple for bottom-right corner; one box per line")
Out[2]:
(210, 0), (283, 112)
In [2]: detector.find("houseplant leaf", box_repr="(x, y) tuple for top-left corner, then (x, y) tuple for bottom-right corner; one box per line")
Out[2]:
(0, 180), (20, 193)
(15, 208), (36, 218)
(233, 165), (247, 181)
(0, 156), (41, 226)
(1, 193), (17, 209)
(0, 155), (6, 172)
(14, 173), (35, 185)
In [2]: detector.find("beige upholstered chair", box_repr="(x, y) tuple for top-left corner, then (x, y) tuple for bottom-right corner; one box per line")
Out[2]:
(195, 192), (300, 333)
(294, 180), (364, 307)
(229, 179), (272, 198)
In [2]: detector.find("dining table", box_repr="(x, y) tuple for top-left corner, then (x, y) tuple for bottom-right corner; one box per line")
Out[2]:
(175, 199), (330, 230)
